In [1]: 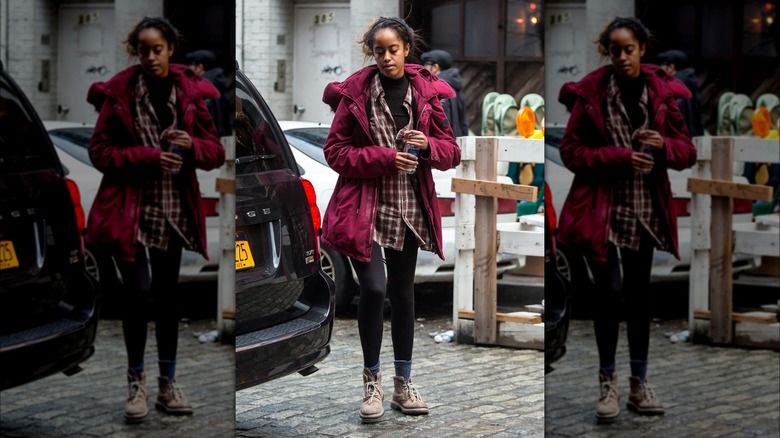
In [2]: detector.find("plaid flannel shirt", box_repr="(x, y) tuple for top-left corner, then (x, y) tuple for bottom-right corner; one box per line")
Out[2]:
(369, 74), (433, 252)
(605, 73), (670, 252)
(134, 75), (196, 252)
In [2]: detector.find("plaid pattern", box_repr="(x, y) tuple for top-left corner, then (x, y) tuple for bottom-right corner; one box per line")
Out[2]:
(369, 74), (433, 252)
(604, 73), (670, 252)
(133, 75), (196, 252)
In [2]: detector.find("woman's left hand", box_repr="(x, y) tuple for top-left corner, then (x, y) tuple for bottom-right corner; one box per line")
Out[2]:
(167, 130), (194, 150)
(403, 130), (429, 150)
(637, 129), (664, 150)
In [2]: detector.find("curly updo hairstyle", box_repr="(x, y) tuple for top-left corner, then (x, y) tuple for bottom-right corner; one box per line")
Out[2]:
(359, 16), (422, 64)
(124, 16), (182, 57)
(595, 16), (654, 58)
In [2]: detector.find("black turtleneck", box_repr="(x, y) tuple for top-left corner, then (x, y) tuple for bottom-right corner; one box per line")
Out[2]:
(616, 74), (647, 130)
(145, 74), (176, 130)
(379, 73), (410, 132)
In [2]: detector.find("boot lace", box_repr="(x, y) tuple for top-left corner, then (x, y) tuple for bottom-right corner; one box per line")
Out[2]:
(599, 380), (617, 403)
(128, 381), (146, 402)
(639, 381), (657, 403)
(404, 381), (423, 403)
(168, 381), (186, 402)
(364, 381), (382, 403)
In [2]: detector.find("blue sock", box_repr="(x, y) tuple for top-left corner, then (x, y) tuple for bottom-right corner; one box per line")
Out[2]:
(394, 359), (412, 384)
(366, 361), (381, 377)
(630, 359), (648, 383)
(129, 361), (144, 375)
(158, 359), (176, 382)
(602, 361), (616, 376)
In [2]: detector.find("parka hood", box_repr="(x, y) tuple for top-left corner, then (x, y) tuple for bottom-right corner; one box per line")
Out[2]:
(559, 64), (691, 113)
(322, 64), (455, 112)
(87, 63), (219, 112)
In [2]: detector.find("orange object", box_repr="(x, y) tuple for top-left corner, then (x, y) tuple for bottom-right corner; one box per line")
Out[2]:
(516, 106), (536, 138)
(752, 106), (771, 138)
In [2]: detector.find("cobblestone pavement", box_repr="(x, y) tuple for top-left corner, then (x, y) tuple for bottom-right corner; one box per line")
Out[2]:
(235, 287), (546, 438)
(545, 318), (780, 437)
(0, 318), (235, 437)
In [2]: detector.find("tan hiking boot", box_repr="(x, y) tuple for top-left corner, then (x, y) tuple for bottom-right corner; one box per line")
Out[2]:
(124, 369), (148, 421)
(595, 368), (619, 423)
(627, 376), (664, 415)
(155, 376), (193, 415)
(391, 376), (429, 415)
(360, 368), (384, 420)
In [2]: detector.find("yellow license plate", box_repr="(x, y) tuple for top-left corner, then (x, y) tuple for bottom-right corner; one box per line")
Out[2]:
(235, 240), (255, 270)
(1, 240), (20, 270)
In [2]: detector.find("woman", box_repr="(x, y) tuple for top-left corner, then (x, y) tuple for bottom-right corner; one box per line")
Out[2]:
(556, 17), (696, 423)
(86, 17), (225, 421)
(321, 16), (461, 420)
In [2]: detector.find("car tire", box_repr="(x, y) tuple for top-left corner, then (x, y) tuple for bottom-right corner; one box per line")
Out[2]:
(320, 244), (357, 314)
(85, 245), (121, 319)
(555, 244), (596, 319)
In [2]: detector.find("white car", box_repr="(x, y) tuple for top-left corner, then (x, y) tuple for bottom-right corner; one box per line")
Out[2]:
(544, 124), (757, 284)
(43, 121), (224, 287)
(278, 121), (523, 311)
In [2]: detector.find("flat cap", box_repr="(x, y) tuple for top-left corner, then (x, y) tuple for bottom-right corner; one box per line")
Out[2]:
(421, 49), (452, 70)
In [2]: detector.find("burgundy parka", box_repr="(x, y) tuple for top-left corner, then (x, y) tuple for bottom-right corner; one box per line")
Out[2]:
(85, 64), (225, 262)
(320, 64), (461, 262)
(556, 64), (697, 263)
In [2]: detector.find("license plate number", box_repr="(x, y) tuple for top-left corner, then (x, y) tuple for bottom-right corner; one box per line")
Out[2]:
(1, 240), (20, 270)
(235, 240), (255, 270)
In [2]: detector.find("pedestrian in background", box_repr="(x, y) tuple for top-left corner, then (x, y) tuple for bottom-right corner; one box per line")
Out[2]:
(421, 49), (470, 137)
(185, 49), (232, 137)
(321, 16), (461, 421)
(657, 49), (703, 137)
(556, 16), (696, 423)
(86, 16), (225, 422)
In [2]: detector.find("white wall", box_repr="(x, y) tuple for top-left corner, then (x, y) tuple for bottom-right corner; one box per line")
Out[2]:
(239, 0), (399, 118)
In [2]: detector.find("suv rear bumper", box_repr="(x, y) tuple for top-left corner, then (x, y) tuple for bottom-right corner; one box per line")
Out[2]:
(235, 270), (335, 391)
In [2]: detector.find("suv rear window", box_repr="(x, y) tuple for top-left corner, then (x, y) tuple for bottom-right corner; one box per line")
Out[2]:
(235, 80), (295, 175)
(0, 72), (57, 173)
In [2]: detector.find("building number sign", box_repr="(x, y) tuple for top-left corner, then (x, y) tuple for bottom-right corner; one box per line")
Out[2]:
(78, 12), (100, 25)
(314, 12), (335, 25)
(549, 12), (570, 26)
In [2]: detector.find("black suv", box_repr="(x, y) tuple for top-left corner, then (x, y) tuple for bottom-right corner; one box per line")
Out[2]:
(234, 65), (335, 390)
(0, 61), (99, 390)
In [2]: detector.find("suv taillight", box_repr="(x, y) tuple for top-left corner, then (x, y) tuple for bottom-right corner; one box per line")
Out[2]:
(200, 197), (220, 217)
(300, 177), (321, 259)
(64, 177), (86, 257)
(497, 198), (519, 214)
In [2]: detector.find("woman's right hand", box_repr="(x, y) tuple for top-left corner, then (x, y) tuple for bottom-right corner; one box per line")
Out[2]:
(159, 151), (183, 173)
(396, 151), (418, 174)
(631, 151), (654, 174)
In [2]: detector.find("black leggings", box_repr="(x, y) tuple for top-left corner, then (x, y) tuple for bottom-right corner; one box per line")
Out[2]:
(350, 227), (419, 368)
(116, 236), (183, 369)
(591, 231), (654, 369)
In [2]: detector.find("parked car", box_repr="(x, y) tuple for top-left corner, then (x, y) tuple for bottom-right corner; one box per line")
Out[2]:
(0, 60), (99, 390)
(278, 121), (524, 312)
(234, 65), (335, 390)
(43, 121), (223, 292)
(545, 124), (757, 288)
(543, 183), (571, 372)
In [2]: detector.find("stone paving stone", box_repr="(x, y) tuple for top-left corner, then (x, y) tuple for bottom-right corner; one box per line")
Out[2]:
(545, 318), (780, 437)
(236, 311), (545, 437)
(0, 319), (234, 437)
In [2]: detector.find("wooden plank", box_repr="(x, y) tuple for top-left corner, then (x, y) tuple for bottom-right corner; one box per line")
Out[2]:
(733, 223), (780, 257)
(687, 178), (773, 202)
(451, 178), (538, 202)
(519, 213), (544, 228)
(453, 145), (477, 335)
(496, 224), (544, 257)
(474, 138), (498, 345)
(456, 319), (545, 350)
(709, 138), (734, 344)
(689, 155), (711, 335)
(215, 177), (236, 194)
(696, 137), (780, 163)
(459, 136), (545, 163)
(693, 310), (778, 324)
(458, 309), (542, 324)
